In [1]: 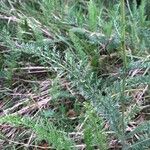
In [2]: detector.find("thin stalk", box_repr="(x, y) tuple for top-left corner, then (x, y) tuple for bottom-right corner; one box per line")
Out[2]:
(120, 0), (127, 149)
(121, 0), (127, 68)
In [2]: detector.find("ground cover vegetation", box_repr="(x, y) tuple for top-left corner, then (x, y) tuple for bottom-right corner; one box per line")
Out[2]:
(0, 0), (150, 149)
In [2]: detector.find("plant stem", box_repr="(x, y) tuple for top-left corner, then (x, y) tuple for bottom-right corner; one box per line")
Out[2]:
(120, 0), (127, 149)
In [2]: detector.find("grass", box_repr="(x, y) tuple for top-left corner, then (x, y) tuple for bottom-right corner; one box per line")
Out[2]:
(0, 0), (150, 149)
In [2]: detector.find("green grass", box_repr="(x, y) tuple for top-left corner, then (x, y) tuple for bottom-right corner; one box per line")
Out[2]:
(0, 0), (150, 149)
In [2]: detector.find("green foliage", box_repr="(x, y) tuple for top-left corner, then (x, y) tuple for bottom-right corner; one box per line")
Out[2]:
(0, 115), (75, 150)
(126, 121), (150, 150)
(83, 102), (108, 150)
(0, 0), (150, 149)
(88, 0), (98, 31)
(69, 31), (87, 60)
